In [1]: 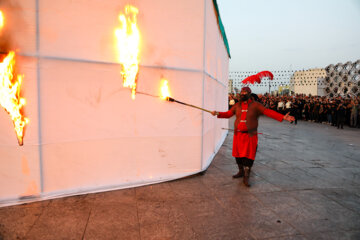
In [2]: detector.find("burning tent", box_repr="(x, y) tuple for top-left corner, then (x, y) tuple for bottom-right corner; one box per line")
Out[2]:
(0, 0), (230, 207)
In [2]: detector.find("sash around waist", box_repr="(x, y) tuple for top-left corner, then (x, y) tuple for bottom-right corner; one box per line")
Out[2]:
(236, 128), (257, 133)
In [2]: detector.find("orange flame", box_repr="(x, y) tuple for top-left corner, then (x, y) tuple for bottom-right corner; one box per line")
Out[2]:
(0, 51), (29, 146)
(160, 79), (171, 100)
(115, 5), (140, 100)
(0, 11), (4, 29)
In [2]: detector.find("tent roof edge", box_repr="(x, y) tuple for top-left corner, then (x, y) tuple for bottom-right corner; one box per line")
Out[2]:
(212, 0), (231, 59)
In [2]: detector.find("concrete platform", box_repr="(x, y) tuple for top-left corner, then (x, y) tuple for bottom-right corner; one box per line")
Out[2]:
(1, 117), (360, 240)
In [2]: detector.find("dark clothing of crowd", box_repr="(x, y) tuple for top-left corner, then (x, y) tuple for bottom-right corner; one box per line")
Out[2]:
(229, 93), (360, 129)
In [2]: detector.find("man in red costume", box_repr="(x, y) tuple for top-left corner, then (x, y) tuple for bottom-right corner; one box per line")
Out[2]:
(212, 87), (294, 187)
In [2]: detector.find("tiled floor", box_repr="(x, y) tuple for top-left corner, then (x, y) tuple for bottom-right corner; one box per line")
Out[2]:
(1, 117), (360, 240)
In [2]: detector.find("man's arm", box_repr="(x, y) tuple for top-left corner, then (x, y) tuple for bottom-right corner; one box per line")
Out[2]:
(263, 109), (284, 122)
(211, 104), (236, 118)
(262, 105), (295, 123)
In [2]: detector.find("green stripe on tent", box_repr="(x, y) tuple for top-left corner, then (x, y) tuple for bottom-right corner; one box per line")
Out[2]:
(212, 0), (231, 58)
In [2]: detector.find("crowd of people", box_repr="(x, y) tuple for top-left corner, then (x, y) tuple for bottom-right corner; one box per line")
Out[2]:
(228, 93), (360, 129)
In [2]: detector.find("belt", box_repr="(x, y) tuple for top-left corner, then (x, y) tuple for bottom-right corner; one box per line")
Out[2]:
(237, 128), (257, 134)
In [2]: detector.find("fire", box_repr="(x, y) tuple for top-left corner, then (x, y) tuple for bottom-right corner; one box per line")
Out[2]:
(115, 5), (140, 100)
(0, 11), (4, 29)
(160, 79), (171, 100)
(0, 51), (29, 146)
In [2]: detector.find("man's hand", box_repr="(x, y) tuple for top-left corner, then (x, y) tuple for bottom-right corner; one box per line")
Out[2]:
(283, 112), (295, 122)
(211, 111), (219, 116)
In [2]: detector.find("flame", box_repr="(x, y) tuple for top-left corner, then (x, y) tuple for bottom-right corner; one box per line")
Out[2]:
(160, 79), (171, 100)
(0, 51), (29, 145)
(0, 11), (4, 29)
(115, 5), (140, 100)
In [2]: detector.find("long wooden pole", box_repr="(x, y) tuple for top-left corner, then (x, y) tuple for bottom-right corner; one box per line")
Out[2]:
(136, 91), (213, 113)
(166, 97), (212, 113)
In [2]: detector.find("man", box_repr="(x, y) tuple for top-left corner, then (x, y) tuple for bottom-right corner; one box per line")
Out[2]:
(291, 99), (300, 125)
(228, 94), (236, 110)
(350, 99), (358, 128)
(331, 101), (337, 126)
(285, 98), (292, 115)
(277, 98), (285, 114)
(313, 100), (320, 123)
(211, 87), (294, 187)
(336, 101), (346, 129)
(304, 100), (310, 121)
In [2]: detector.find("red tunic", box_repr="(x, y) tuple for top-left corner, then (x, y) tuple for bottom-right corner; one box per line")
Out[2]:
(218, 100), (284, 160)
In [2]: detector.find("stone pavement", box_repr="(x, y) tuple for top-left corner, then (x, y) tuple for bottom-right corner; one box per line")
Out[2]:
(1, 117), (360, 240)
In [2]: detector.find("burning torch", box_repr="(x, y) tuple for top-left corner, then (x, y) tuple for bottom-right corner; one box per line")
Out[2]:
(115, 6), (212, 115)
(157, 79), (212, 114)
(165, 97), (212, 114)
(136, 79), (213, 114)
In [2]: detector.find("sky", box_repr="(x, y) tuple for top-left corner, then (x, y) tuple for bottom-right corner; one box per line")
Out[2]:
(216, 0), (360, 72)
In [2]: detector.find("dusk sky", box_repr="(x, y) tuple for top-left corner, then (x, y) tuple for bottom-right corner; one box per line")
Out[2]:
(216, 0), (360, 72)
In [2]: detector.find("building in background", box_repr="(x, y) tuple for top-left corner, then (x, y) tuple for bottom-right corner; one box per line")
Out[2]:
(324, 60), (360, 98)
(290, 68), (327, 96)
(278, 85), (291, 96)
(229, 60), (359, 97)
(229, 70), (295, 94)
(228, 79), (234, 93)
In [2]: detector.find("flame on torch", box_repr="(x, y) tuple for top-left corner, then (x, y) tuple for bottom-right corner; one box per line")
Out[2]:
(115, 5), (140, 100)
(160, 79), (171, 100)
(0, 51), (29, 146)
(159, 79), (212, 113)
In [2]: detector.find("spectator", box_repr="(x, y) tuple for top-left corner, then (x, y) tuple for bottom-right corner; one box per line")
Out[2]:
(285, 98), (292, 115)
(336, 101), (346, 129)
(326, 102), (332, 125)
(229, 94), (236, 110)
(277, 99), (285, 114)
(350, 100), (359, 127)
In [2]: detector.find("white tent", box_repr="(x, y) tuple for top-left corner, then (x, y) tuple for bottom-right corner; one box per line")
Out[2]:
(0, 0), (230, 207)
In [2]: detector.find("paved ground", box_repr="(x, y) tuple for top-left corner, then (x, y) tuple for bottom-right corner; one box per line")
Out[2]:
(1, 117), (360, 240)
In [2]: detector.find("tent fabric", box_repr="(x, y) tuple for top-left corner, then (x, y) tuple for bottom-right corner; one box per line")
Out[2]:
(0, 0), (229, 207)
(212, 0), (231, 58)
